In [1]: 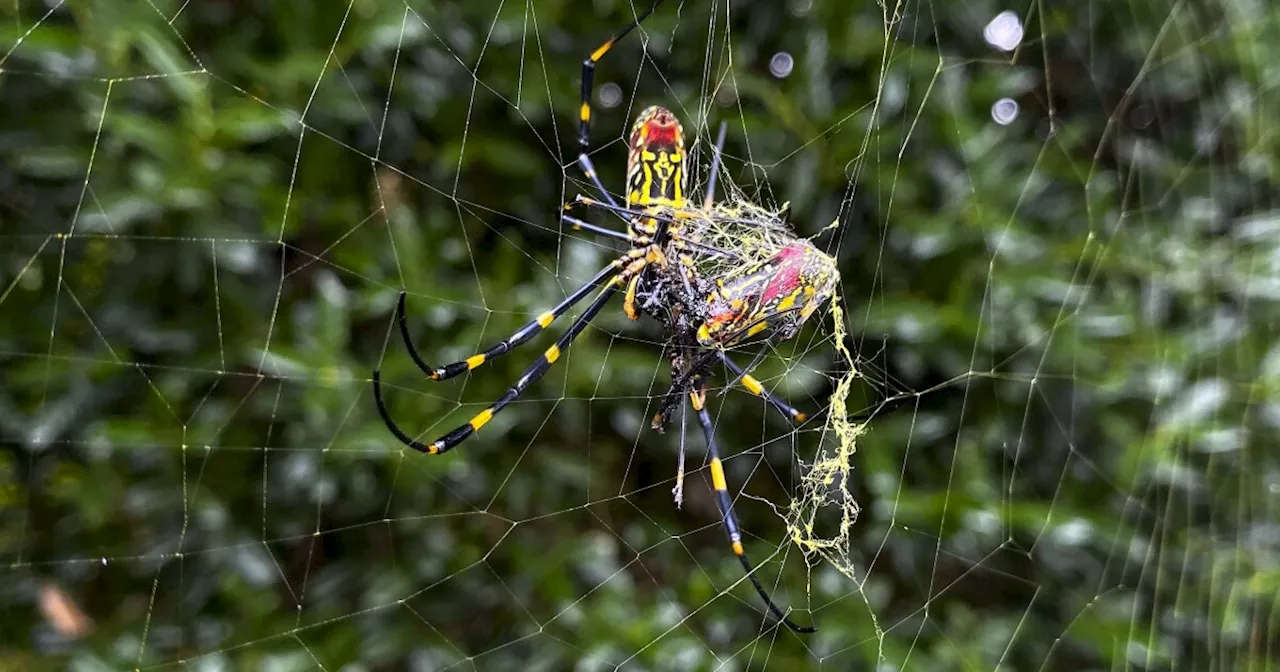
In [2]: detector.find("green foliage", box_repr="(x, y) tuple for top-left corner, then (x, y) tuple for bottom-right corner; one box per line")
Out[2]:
(2, 0), (1278, 669)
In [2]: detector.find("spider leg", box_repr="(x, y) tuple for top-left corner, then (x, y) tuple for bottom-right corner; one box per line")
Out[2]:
(689, 384), (816, 634)
(721, 345), (770, 395)
(575, 154), (621, 209)
(718, 351), (810, 424)
(388, 260), (622, 382)
(572, 196), (672, 221)
(703, 121), (728, 208)
(374, 276), (623, 455)
(720, 343), (918, 425)
(561, 214), (632, 243)
(574, 195), (783, 235)
(623, 274), (643, 319)
(578, 0), (669, 154)
(572, 196), (741, 261)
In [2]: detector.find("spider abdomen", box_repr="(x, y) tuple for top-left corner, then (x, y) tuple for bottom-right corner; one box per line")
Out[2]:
(697, 239), (839, 346)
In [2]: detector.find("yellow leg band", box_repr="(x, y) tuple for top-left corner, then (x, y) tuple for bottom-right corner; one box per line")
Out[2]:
(590, 40), (613, 62)
(624, 275), (641, 320)
(709, 457), (728, 491)
(688, 390), (705, 411)
(469, 409), (493, 431)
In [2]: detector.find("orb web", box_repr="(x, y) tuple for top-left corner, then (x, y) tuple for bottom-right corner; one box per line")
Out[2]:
(1, 0), (1276, 669)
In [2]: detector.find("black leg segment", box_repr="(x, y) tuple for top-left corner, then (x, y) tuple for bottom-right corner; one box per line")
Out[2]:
(578, 0), (669, 153)
(375, 279), (622, 455)
(718, 351), (810, 424)
(392, 262), (620, 382)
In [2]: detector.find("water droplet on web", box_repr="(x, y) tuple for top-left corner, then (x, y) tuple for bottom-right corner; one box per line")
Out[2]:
(991, 97), (1019, 125)
(599, 82), (622, 109)
(983, 10), (1024, 52)
(770, 52), (795, 79)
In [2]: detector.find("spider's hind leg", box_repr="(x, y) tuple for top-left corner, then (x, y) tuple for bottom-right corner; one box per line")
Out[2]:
(718, 351), (811, 424)
(689, 382), (816, 634)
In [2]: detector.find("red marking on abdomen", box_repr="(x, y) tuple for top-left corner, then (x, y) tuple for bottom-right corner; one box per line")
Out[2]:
(642, 121), (678, 146)
(760, 243), (808, 303)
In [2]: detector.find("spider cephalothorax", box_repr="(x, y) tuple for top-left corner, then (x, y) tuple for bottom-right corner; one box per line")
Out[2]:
(372, 0), (835, 634)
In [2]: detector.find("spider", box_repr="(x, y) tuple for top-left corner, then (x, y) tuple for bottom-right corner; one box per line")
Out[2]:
(372, 0), (837, 634)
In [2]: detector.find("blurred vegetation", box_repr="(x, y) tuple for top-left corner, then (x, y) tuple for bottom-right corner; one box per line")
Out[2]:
(2, 0), (1279, 669)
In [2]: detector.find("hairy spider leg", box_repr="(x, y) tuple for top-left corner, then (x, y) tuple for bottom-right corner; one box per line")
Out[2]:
(578, 0), (670, 154)
(717, 351), (809, 423)
(721, 343), (770, 396)
(387, 261), (622, 382)
(374, 274), (626, 455)
(689, 383), (817, 634)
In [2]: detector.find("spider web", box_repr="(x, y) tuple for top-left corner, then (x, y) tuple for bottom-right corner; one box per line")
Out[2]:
(3, 0), (1277, 669)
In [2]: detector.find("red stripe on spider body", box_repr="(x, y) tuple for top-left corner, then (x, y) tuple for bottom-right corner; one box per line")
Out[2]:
(697, 239), (838, 346)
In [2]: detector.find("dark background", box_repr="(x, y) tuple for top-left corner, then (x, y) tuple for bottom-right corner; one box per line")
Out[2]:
(2, 0), (1277, 669)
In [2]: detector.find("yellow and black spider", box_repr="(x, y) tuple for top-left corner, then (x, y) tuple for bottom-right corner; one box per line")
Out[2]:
(372, 0), (837, 634)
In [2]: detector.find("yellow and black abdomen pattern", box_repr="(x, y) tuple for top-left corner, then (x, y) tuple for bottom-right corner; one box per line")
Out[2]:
(625, 106), (687, 209)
